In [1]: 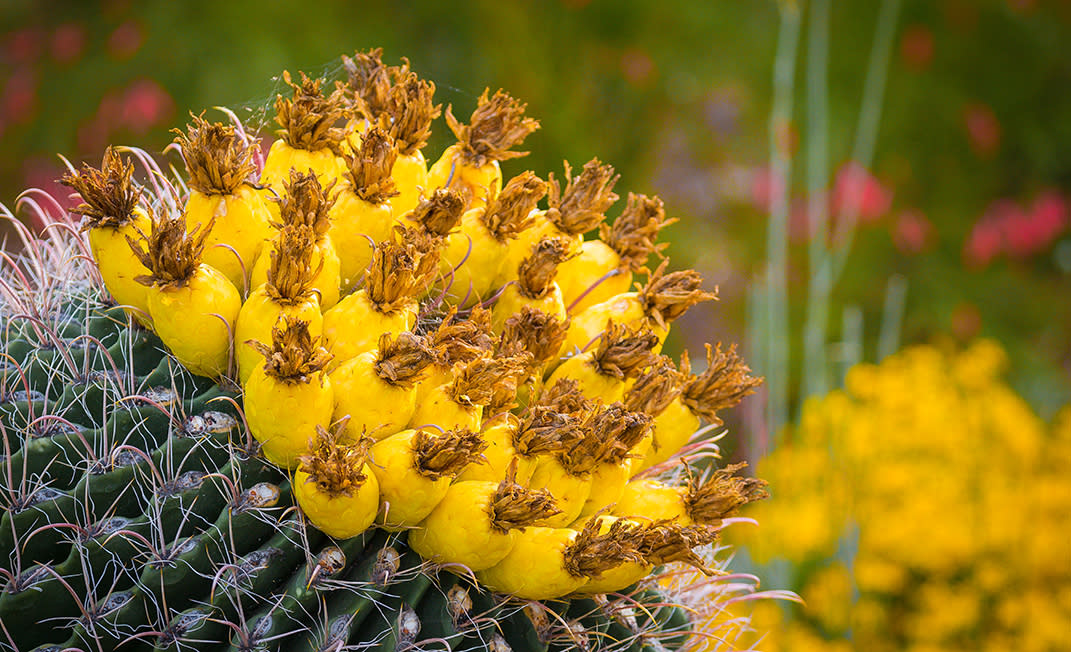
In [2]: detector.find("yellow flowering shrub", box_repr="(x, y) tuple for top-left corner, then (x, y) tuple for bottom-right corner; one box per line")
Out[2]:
(732, 340), (1071, 652)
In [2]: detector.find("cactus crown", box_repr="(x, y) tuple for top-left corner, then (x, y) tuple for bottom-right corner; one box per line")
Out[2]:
(173, 113), (258, 195)
(61, 146), (142, 228)
(342, 126), (399, 204)
(299, 422), (373, 497)
(247, 317), (332, 383)
(412, 428), (488, 480)
(445, 88), (540, 166)
(128, 206), (208, 288)
(681, 343), (764, 422)
(547, 158), (620, 236)
(410, 188), (465, 237)
(603, 192), (676, 271)
(481, 171), (547, 242)
(274, 70), (350, 152)
(373, 331), (434, 388)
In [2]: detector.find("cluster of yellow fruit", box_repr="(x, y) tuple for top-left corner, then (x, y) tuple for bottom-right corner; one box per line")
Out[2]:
(733, 340), (1071, 652)
(60, 49), (768, 600)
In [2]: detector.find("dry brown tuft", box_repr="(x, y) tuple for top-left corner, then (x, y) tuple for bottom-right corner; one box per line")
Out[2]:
(265, 225), (322, 304)
(410, 188), (466, 238)
(638, 260), (718, 329)
(383, 72), (441, 156)
(546, 159), (620, 237)
(481, 171), (547, 242)
(680, 343), (764, 423)
(601, 193), (676, 272)
(273, 169), (336, 240)
(534, 378), (593, 416)
(512, 406), (585, 458)
(445, 88), (540, 167)
(373, 331), (434, 389)
(246, 316), (333, 384)
(638, 521), (721, 574)
(61, 146), (141, 229)
(341, 127), (399, 205)
(683, 462), (770, 525)
(412, 428), (488, 480)
(563, 516), (644, 579)
(488, 460), (561, 532)
(624, 355), (685, 417)
(173, 114), (257, 195)
(590, 322), (658, 380)
(448, 354), (525, 408)
(298, 421), (373, 497)
(426, 307), (495, 370)
(556, 404), (650, 475)
(515, 237), (571, 299)
(127, 206), (208, 288)
(274, 71), (350, 153)
(498, 306), (569, 372)
(342, 48), (411, 122)
(365, 236), (436, 314)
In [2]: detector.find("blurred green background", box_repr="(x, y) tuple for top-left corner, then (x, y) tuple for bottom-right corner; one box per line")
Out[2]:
(3, 0), (1070, 649)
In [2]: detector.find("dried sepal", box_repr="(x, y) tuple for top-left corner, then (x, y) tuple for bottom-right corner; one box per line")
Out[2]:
(366, 236), (436, 314)
(590, 322), (658, 380)
(412, 427), (488, 480)
(384, 72), (441, 156)
(484, 352), (533, 416)
(274, 71), (350, 152)
(342, 48), (401, 122)
(499, 306), (569, 372)
(563, 516), (644, 580)
(273, 169), (336, 239)
(61, 146), (141, 229)
(265, 225), (321, 304)
(246, 316), (332, 384)
(546, 159), (620, 237)
(516, 237), (571, 299)
(638, 259), (718, 329)
(342, 126), (399, 205)
(173, 113), (257, 195)
(624, 355), (684, 417)
(557, 404), (649, 475)
(373, 331), (434, 389)
(127, 206), (208, 288)
(448, 354), (525, 408)
(601, 193), (676, 272)
(680, 343), (763, 423)
(445, 88), (540, 167)
(481, 171), (547, 242)
(298, 420), (372, 497)
(638, 521), (721, 574)
(410, 188), (465, 238)
(488, 460), (561, 532)
(512, 406), (585, 458)
(534, 377), (594, 416)
(683, 462), (770, 525)
(426, 307), (495, 369)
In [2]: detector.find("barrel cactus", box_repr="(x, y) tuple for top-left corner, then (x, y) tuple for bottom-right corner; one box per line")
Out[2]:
(0, 49), (769, 651)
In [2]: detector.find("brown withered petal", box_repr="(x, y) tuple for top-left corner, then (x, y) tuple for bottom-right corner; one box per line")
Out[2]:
(512, 406), (586, 458)
(639, 259), (718, 329)
(681, 343), (764, 422)
(246, 316), (332, 384)
(126, 206), (208, 288)
(445, 88), (540, 167)
(384, 72), (441, 156)
(365, 236), (436, 314)
(273, 169), (337, 238)
(516, 237), (571, 299)
(274, 70), (350, 153)
(61, 146), (142, 229)
(563, 516), (644, 579)
(426, 307), (495, 369)
(265, 224), (322, 304)
(298, 420), (372, 497)
(448, 354), (526, 408)
(683, 462), (770, 525)
(482, 172), (547, 242)
(546, 158), (620, 237)
(638, 522), (721, 574)
(601, 193), (676, 272)
(498, 306), (569, 371)
(173, 114), (258, 195)
(412, 428), (488, 480)
(624, 355), (685, 417)
(411, 188), (466, 238)
(533, 378), (593, 416)
(342, 127), (399, 205)
(590, 322), (659, 380)
(373, 331), (434, 389)
(488, 460), (560, 532)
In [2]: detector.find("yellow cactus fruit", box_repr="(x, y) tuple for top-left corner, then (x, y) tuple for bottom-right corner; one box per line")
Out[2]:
(492, 236), (570, 334)
(426, 88), (540, 210)
(330, 127), (399, 291)
(234, 224), (323, 383)
(60, 147), (152, 322)
(322, 235), (434, 366)
(380, 70), (441, 216)
(329, 331), (434, 442)
(259, 71), (348, 199)
(438, 172), (546, 305)
(559, 193), (674, 315)
(409, 462), (560, 571)
(622, 355), (685, 464)
(416, 306), (495, 405)
(496, 306), (570, 407)
(614, 463), (768, 526)
(502, 158), (619, 286)
(244, 318), (333, 469)
(476, 516), (643, 601)
(126, 207), (240, 378)
(561, 259), (716, 360)
(173, 114), (272, 292)
(294, 423), (379, 540)
(547, 322), (658, 404)
(251, 170), (342, 309)
(575, 405), (651, 519)
(408, 353), (522, 432)
(369, 427), (487, 531)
